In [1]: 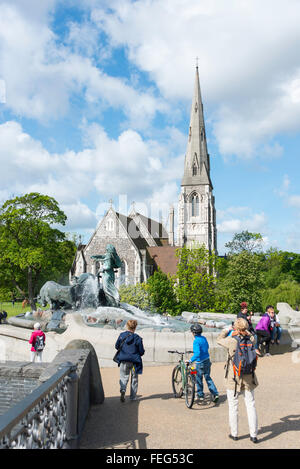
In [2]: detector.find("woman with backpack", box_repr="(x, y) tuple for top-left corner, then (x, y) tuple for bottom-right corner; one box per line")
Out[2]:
(29, 322), (46, 363)
(217, 318), (259, 443)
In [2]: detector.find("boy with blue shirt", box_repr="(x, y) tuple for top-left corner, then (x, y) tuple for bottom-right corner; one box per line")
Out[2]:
(188, 323), (219, 403)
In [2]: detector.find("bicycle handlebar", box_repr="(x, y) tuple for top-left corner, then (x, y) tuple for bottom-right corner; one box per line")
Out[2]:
(168, 350), (193, 355)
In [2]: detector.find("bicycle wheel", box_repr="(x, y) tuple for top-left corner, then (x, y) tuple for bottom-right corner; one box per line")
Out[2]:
(172, 365), (183, 398)
(185, 373), (195, 409)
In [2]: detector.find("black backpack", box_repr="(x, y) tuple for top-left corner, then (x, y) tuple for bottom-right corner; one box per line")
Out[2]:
(232, 335), (257, 378)
(34, 335), (45, 352)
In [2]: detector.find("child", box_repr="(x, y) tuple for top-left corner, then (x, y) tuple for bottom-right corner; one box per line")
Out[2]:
(115, 320), (145, 402)
(188, 323), (219, 403)
(29, 323), (46, 363)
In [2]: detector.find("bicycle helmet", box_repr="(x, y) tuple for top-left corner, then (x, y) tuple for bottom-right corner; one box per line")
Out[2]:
(190, 323), (203, 335)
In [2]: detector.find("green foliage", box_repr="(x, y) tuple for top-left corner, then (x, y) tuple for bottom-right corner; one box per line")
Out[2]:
(0, 193), (76, 308)
(175, 245), (219, 313)
(119, 283), (152, 311)
(224, 251), (264, 313)
(225, 230), (263, 255)
(0, 287), (12, 302)
(261, 280), (300, 311)
(147, 269), (179, 315)
(261, 248), (293, 289)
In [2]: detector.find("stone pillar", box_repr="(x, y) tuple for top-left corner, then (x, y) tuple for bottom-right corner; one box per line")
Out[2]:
(168, 205), (175, 246)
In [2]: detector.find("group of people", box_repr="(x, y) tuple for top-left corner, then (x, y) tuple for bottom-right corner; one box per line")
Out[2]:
(114, 302), (282, 444)
(237, 302), (281, 356)
(26, 301), (281, 444)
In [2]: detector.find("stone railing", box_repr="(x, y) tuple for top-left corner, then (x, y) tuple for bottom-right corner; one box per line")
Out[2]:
(0, 362), (78, 449)
(0, 340), (104, 449)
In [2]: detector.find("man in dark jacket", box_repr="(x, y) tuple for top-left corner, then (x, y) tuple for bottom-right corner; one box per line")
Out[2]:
(115, 319), (145, 402)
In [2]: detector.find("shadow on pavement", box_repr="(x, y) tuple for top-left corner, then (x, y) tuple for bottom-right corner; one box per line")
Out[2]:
(139, 392), (174, 401)
(80, 395), (149, 449)
(257, 414), (300, 443)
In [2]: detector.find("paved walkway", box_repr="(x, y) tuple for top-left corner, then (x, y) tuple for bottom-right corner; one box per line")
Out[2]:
(80, 351), (300, 449)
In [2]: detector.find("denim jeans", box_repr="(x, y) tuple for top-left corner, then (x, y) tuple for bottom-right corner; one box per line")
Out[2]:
(195, 358), (218, 398)
(270, 327), (282, 342)
(119, 361), (138, 399)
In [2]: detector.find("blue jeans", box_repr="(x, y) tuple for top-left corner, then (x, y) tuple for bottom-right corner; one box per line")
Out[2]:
(271, 327), (282, 342)
(196, 358), (218, 398)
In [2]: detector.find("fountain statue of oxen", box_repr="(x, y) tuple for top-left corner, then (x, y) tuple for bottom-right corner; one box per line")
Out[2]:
(70, 273), (107, 309)
(38, 244), (122, 311)
(38, 273), (107, 310)
(37, 281), (77, 310)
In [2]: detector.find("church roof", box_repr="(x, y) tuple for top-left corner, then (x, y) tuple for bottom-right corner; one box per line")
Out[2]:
(133, 212), (168, 240)
(146, 245), (179, 276)
(116, 212), (150, 251)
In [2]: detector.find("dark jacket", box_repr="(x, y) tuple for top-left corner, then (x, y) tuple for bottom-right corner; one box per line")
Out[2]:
(115, 331), (145, 374)
(237, 311), (255, 334)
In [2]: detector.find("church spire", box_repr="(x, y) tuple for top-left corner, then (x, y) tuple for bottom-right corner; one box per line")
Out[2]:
(181, 65), (212, 188)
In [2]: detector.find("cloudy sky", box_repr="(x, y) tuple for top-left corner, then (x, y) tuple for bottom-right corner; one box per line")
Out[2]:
(0, 0), (300, 254)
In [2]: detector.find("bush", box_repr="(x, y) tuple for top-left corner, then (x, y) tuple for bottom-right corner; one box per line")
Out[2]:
(261, 280), (300, 311)
(175, 245), (220, 313)
(224, 251), (264, 314)
(147, 269), (180, 315)
(119, 283), (152, 311)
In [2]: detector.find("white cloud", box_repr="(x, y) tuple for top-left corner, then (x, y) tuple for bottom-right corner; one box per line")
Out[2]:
(91, 0), (300, 158)
(0, 120), (183, 230)
(217, 208), (267, 234)
(0, 2), (167, 127)
(288, 195), (300, 209)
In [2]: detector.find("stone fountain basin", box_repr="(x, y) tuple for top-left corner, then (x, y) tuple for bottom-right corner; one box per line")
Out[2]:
(0, 309), (299, 367)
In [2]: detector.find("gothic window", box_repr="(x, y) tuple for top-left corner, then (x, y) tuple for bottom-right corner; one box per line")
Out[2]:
(106, 219), (114, 231)
(191, 193), (199, 217)
(192, 153), (198, 176)
(195, 102), (198, 113)
(189, 126), (192, 141)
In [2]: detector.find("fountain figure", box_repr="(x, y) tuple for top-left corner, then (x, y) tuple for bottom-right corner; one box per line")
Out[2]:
(91, 244), (122, 307)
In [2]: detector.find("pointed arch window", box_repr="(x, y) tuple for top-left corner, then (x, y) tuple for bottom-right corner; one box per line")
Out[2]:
(192, 153), (198, 176)
(191, 193), (199, 217)
(192, 163), (197, 176)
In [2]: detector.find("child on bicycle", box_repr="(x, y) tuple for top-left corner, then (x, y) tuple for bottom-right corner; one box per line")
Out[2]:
(187, 323), (219, 403)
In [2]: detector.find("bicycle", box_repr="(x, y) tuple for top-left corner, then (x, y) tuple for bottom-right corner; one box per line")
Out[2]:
(168, 350), (197, 409)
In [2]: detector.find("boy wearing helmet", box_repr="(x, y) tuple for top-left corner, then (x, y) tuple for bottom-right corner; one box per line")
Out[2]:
(188, 323), (219, 403)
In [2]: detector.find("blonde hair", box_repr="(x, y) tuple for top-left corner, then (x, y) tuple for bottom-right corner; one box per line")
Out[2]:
(127, 320), (138, 331)
(234, 318), (248, 331)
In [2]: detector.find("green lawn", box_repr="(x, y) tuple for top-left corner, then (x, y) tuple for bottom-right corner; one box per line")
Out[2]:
(0, 301), (48, 318)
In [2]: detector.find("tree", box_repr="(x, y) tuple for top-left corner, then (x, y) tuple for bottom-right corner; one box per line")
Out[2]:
(175, 245), (219, 313)
(0, 193), (76, 309)
(147, 269), (179, 315)
(261, 280), (300, 311)
(224, 251), (264, 313)
(225, 231), (263, 255)
(119, 283), (152, 311)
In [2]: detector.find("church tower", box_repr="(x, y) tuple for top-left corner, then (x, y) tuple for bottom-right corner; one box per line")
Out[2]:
(177, 65), (217, 253)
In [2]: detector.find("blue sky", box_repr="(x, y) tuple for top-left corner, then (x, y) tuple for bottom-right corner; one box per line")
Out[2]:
(0, 0), (300, 255)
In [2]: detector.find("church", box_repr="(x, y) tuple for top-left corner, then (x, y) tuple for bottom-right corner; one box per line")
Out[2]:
(70, 66), (217, 286)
